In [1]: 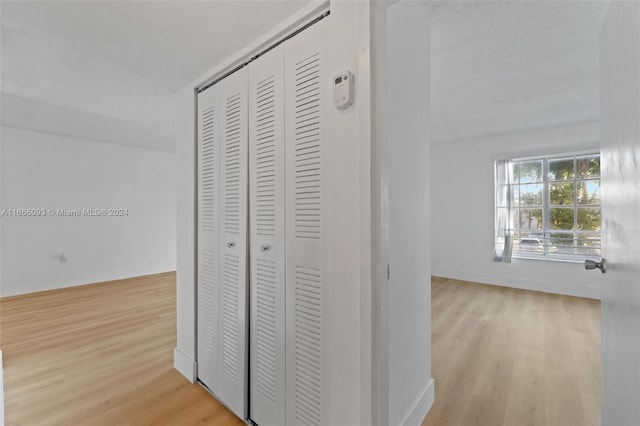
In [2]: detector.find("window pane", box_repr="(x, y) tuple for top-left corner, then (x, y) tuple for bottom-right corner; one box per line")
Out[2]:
(519, 184), (543, 206)
(517, 236), (544, 254)
(519, 208), (543, 230)
(577, 208), (601, 231)
(511, 185), (519, 206)
(512, 162), (519, 183)
(549, 158), (574, 181)
(577, 155), (600, 178)
(550, 208), (574, 230)
(550, 232), (574, 255)
(549, 182), (575, 206)
(513, 232), (525, 252)
(577, 233), (601, 256)
(519, 160), (543, 183)
(577, 180), (600, 205)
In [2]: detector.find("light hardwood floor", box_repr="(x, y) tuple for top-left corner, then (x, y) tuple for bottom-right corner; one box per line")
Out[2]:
(0, 272), (243, 426)
(423, 277), (601, 426)
(1, 273), (600, 425)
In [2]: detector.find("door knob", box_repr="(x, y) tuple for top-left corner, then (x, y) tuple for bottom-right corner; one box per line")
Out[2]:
(227, 242), (235, 249)
(584, 258), (606, 273)
(260, 244), (271, 252)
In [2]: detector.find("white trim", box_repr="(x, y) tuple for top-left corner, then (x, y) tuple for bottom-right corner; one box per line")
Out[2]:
(511, 254), (586, 264)
(0, 350), (4, 426)
(512, 149), (600, 162)
(356, 1), (374, 424)
(189, 1), (330, 91)
(370, 1), (390, 423)
(432, 267), (601, 299)
(401, 378), (435, 426)
(173, 347), (197, 383)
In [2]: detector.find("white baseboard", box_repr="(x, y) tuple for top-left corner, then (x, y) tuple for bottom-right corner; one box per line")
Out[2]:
(0, 350), (4, 426)
(0, 265), (176, 297)
(431, 267), (601, 300)
(174, 347), (196, 383)
(402, 377), (435, 426)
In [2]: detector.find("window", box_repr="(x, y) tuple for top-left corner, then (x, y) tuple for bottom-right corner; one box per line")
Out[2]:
(496, 152), (601, 261)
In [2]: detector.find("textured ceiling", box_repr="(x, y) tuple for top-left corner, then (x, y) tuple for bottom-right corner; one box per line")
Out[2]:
(1, 1), (612, 150)
(1, 0), (312, 152)
(430, 0), (611, 144)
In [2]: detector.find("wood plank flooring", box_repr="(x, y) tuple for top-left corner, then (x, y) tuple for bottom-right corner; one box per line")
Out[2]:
(0, 272), (244, 426)
(423, 277), (601, 426)
(1, 273), (600, 425)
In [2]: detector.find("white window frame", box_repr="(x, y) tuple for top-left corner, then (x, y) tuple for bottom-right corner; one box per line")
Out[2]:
(504, 150), (601, 262)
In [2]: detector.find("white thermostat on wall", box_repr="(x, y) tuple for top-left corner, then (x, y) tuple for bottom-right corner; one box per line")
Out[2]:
(333, 71), (354, 110)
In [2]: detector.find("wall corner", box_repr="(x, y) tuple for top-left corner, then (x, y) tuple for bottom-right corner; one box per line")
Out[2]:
(175, 86), (197, 368)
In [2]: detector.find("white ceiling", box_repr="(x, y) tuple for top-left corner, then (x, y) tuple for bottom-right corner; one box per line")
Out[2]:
(430, 0), (611, 144)
(1, 0), (312, 152)
(1, 1), (612, 151)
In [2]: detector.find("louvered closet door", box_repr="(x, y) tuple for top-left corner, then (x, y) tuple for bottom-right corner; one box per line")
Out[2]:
(284, 18), (330, 426)
(218, 67), (249, 420)
(248, 44), (286, 426)
(197, 84), (221, 394)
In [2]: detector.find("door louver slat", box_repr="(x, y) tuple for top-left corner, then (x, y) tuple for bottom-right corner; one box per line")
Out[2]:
(294, 266), (321, 426)
(222, 255), (239, 380)
(256, 259), (278, 402)
(294, 53), (321, 240)
(224, 94), (242, 235)
(201, 106), (216, 232)
(200, 249), (217, 362)
(255, 77), (277, 237)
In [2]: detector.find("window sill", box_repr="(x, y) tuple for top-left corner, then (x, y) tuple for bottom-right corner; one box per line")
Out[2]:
(512, 254), (595, 264)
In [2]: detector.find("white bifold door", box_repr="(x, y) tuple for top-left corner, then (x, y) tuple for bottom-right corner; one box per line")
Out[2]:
(197, 82), (221, 396)
(250, 19), (329, 426)
(283, 18), (329, 426)
(197, 67), (249, 419)
(248, 44), (287, 426)
(198, 18), (329, 426)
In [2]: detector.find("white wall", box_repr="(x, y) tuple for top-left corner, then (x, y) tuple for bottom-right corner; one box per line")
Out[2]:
(0, 126), (176, 297)
(374, 1), (434, 424)
(431, 121), (602, 299)
(174, 85), (197, 381)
